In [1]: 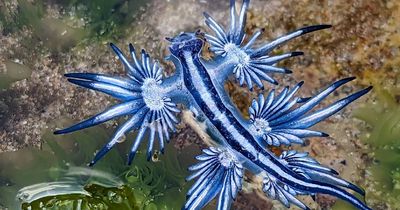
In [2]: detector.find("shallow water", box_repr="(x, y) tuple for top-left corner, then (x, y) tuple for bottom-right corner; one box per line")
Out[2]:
(0, 125), (194, 209)
(0, 0), (399, 209)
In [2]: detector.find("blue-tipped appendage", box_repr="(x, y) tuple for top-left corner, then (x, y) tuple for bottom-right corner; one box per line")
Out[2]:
(204, 0), (331, 89)
(185, 147), (243, 210)
(55, 43), (180, 165)
(247, 77), (372, 147)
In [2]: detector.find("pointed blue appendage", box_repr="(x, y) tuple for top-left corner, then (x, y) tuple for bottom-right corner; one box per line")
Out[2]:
(247, 77), (372, 147)
(279, 150), (365, 196)
(204, 0), (331, 88)
(262, 173), (310, 210)
(185, 147), (243, 210)
(54, 43), (180, 166)
(261, 149), (366, 210)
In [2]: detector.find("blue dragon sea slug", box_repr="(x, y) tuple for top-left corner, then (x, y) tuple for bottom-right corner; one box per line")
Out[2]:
(55, 0), (373, 209)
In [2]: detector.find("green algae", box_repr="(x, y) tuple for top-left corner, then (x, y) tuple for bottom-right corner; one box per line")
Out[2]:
(0, 122), (191, 209)
(21, 184), (138, 210)
(69, 0), (144, 40)
(0, 0), (45, 35)
(352, 85), (400, 209)
(1, 0), (147, 53)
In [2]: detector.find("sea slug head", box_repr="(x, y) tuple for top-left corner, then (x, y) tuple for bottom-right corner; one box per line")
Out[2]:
(167, 31), (204, 56)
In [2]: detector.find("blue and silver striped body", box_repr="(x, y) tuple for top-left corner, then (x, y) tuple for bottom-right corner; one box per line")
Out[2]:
(55, 0), (373, 209)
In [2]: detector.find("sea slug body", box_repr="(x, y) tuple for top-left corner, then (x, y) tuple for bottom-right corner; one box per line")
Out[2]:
(55, 0), (373, 209)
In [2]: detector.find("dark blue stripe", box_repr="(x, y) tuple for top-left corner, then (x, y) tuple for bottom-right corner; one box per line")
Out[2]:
(177, 52), (371, 210)
(180, 53), (308, 183)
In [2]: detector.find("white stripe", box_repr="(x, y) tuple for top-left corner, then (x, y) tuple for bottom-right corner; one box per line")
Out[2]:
(183, 51), (323, 191)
